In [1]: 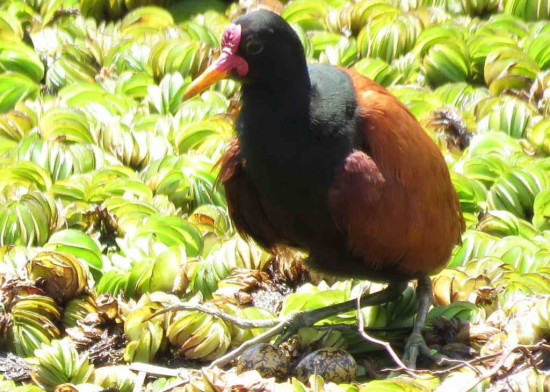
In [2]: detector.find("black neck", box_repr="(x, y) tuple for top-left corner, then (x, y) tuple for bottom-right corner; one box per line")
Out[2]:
(236, 65), (314, 193)
(241, 61), (311, 112)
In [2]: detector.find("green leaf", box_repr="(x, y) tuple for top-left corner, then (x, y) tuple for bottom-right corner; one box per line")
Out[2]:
(0, 73), (39, 113)
(149, 38), (208, 81)
(484, 48), (540, 95)
(533, 187), (550, 230)
(281, 285), (349, 316)
(435, 83), (490, 114)
(487, 166), (550, 219)
(427, 301), (481, 324)
(449, 230), (498, 267)
(414, 25), (466, 58)
(133, 214), (203, 257)
(97, 270), (128, 296)
(527, 33), (550, 69)
(282, 0), (329, 31)
(477, 97), (536, 138)
(149, 246), (185, 292)
(526, 118), (550, 154)
(45, 229), (103, 281)
(460, 0), (499, 16)
(504, 0), (550, 21)
(451, 172), (487, 214)
(458, 153), (510, 187)
(0, 40), (44, 82)
(423, 41), (471, 87)
(172, 116), (232, 158)
(353, 58), (402, 87)
(38, 106), (95, 144)
(360, 378), (433, 392)
(146, 72), (187, 114)
(358, 14), (421, 63)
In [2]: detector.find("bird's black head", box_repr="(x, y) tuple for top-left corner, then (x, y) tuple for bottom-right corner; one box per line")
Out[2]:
(232, 11), (306, 85)
(184, 10), (308, 99)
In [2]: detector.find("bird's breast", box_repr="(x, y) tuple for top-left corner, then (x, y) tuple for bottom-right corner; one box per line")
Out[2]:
(239, 125), (351, 206)
(236, 130), (354, 257)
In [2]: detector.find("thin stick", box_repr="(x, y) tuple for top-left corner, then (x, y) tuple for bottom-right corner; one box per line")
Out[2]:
(382, 353), (498, 376)
(431, 354), (501, 376)
(442, 358), (481, 375)
(128, 364), (193, 391)
(208, 316), (291, 368)
(128, 362), (181, 377)
(132, 371), (146, 392)
(146, 303), (281, 329)
(313, 324), (412, 333)
(159, 379), (189, 392)
(355, 287), (419, 379)
(459, 349), (518, 392)
(458, 342), (550, 392)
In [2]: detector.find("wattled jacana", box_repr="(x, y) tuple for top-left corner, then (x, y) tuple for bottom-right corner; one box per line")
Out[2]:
(184, 10), (465, 368)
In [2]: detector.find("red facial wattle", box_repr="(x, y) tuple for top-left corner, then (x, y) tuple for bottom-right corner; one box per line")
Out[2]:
(183, 24), (249, 100)
(221, 24), (242, 55)
(218, 23), (249, 77)
(215, 48), (249, 78)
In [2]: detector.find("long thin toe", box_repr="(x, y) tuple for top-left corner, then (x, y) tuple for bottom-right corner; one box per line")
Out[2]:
(404, 345), (419, 369)
(403, 332), (436, 369)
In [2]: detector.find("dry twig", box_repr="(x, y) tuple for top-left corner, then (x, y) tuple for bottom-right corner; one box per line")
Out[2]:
(355, 286), (421, 379)
(208, 317), (290, 368)
(132, 371), (146, 392)
(147, 303), (280, 329)
(458, 342), (550, 392)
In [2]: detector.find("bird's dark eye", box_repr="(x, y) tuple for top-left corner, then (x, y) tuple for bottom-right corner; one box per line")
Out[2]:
(246, 39), (264, 55)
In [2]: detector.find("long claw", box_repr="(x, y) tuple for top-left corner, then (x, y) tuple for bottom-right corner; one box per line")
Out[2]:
(403, 331), (445, 369)
(402, 275), (440, 369)
(403, 331), (421, 369)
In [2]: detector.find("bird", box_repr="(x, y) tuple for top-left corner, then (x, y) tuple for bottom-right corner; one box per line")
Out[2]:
(183, 10), (465, 368)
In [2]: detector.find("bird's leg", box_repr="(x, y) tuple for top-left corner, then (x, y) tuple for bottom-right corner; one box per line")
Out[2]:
(403, 275), (436, 369)
(275, 281), (408, 344)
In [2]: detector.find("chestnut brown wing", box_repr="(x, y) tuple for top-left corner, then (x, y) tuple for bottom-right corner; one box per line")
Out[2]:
(329, 69), (465, 277)
(217, 139), (292, 252)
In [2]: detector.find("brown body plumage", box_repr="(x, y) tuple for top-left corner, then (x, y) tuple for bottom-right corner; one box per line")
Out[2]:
(219, 69), (464, 282)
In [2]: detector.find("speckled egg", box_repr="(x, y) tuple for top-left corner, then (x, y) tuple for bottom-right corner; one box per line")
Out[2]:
(294, 348), (357, 383)
(237, 343), (289, 380)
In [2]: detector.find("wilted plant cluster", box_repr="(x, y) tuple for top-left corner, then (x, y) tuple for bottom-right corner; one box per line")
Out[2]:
(0, 0), (549, 391)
